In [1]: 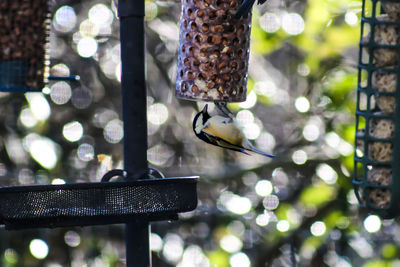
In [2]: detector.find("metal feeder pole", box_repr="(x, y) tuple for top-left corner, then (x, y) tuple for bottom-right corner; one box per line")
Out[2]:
(118, 0), (150, 266)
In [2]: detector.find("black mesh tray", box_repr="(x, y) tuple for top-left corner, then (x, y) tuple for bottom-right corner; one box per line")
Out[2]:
(0, 176), (198, 229)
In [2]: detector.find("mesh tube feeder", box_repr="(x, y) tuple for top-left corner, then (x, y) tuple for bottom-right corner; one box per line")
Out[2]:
(0, 0), (51, 92)
(354, 0), (400, 218)
(176, 0), (252, 102)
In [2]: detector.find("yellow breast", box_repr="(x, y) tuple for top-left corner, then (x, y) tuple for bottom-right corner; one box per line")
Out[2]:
(202, 116), (244, 146)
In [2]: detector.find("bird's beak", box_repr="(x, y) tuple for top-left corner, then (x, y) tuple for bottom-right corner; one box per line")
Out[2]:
(201, 104), (208, 114)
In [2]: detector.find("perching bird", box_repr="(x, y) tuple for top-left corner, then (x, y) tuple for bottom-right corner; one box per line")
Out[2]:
(235, 0), (268, 19)
(193, 104), (275, 158)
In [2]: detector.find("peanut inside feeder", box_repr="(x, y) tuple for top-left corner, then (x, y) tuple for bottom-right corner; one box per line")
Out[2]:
(362, 14), (400, 67)
(372, 70), (397, 114)
(176, 0), (251, 102)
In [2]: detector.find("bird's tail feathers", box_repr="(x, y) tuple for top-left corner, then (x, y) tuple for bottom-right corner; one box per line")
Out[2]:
(240, 149), (251, 155)
(247, 146), (275, 158)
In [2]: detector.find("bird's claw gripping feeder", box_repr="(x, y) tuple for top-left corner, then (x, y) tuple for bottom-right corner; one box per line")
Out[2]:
(354, 0), (400, 218)
(176, 0), (252, 103)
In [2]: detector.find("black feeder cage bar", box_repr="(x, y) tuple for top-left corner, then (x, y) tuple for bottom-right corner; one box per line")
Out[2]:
(0, 0), (199, 266)
(354, 0), (400, 218)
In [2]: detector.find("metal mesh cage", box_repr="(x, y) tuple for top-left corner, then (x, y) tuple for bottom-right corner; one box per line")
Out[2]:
(0, 177), (198, 229)
(354, 0), (400, 218)
(0, 0), (50, 92)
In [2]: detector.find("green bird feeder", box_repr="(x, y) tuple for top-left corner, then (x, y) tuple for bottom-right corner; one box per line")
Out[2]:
(354, 0), (400, 218)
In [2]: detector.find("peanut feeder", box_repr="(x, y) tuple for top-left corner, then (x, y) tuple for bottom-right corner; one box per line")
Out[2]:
(176, 0), (252, 102)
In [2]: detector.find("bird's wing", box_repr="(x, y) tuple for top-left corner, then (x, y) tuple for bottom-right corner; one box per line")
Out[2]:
(202, 131), (250, 155)
(243, 145), (275, 158)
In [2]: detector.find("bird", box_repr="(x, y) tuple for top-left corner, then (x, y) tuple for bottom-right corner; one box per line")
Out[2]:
(193, 104), (275, 158)
(235, 0), (268, 19)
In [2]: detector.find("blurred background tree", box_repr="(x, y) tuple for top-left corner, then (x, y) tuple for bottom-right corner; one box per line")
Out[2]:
(0, 0), (396, 266)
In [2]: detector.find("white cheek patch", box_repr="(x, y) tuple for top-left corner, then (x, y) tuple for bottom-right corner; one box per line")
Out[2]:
(195, 114), (205, 134)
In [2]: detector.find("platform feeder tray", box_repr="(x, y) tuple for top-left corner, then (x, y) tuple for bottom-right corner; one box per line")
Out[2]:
(0, 177), (198, 230)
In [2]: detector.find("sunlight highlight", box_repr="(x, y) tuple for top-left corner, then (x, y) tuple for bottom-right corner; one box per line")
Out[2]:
(282, 13), (304, 35)
(239, 91), (257, 109)
(88, 4), (113, 26)
(25, 134), (59, 170)
(220, 235), (242, 253)
(345, 11), (358, 26)
(259, 12), (280, 33)
(310, 221), (326, 236)
(316, 163), (338, 184)
(77, 37), (98, 58)
(303, 124), (320, 141)
(29, 239), (49, 260)
(162, 234), (184, 264)
(104, 119), (124, 143)
(148, 103), (169, 125)
(276, 220), (290, 232)
(243, 123), (261, 140)
(50, 81), (72, 105)
(54, 6), (77, 33)
(77, 143), (95, 161)
(20, 108), (38, 128)
(295, 96), (310, 113)
(230, 252), (251, 267)
(263, 195), (279, 210)
(220, 192), (252, 215)
(26, 93), (51, 121)
(363, 215), (381, 233)
(292, 150), (308, 165)
(150, 233), (163, 252)
(63, 121), (84, 142)
(64, 231), (81, 247)
(256, 213), (270, 226)
(51, 178), (66, 185)
(255, 180), (273, 197)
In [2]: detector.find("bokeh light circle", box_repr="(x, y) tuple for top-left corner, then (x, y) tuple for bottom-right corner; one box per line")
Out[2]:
(77, 37), (98, 58)
(104, 119), (124, 143)
(63, 121), (84, 142)
(29, 239), (49, 260)
(50, 81), (72, 105)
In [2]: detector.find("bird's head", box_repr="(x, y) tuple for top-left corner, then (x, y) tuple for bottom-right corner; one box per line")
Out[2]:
(193, 104), (211, 135)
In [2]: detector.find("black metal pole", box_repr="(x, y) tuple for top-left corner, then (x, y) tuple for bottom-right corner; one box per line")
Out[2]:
(118, 0), (150, 266)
